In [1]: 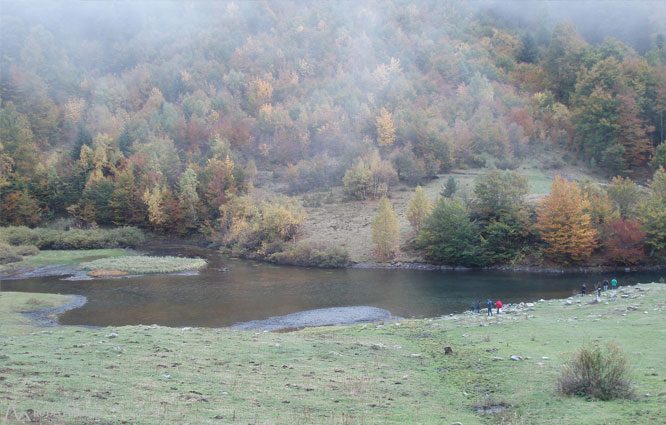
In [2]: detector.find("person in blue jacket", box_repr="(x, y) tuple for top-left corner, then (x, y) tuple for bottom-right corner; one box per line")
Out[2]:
(487, 299), (494, 316)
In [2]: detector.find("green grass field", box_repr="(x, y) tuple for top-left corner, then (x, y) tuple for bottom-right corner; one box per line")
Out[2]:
(0, 249), (132, 277)
(80, 255), (207, 274)
(1, 283), (664, 424)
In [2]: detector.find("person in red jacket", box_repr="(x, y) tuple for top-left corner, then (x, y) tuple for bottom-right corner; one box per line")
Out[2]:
(496, 300), (503, 315)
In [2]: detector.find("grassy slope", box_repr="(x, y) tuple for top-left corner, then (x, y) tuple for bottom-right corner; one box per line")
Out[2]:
(292, 162), (606, 263)
(1, 283), (664, 424)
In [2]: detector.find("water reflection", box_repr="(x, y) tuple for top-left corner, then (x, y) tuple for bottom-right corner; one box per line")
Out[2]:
(2, 244), (663, 328)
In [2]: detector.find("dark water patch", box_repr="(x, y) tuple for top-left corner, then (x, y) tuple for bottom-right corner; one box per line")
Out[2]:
(2, 243), (664, 328)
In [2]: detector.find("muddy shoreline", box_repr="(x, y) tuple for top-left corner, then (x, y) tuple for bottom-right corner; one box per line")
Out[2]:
(22, 295), (88, 328)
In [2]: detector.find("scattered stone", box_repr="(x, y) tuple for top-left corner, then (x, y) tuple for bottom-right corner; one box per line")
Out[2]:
(452, 422), (463, 425)
(536, 362), (544, 366)
(462, 334), (469, 338)
(492, 357), (503, 361)
(0, 354), (10, 360)
(542, 356), (549, 360)
(409, 353), (422, 358)
(565, 300), (573, 305)
(444, 346), (454, 355)
(105, 333), (118, 339)
(510, 355), (522, 361)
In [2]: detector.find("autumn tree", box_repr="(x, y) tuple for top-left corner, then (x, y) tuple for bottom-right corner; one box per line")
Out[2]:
(607, 176), (640, 218)
(343, 159), (372, 200)
(406, 186), (431, 232)
(178, 167), (200, 230)
(368, 150), (398, 199)
(143, 184), (169, 230)
(261, 196), (306, 243)
(616, 93), (653, 169)
(605, 218), (646, 265)
(637, 167), (666, 256)
(372, 197), (399, 260)
(376, 107), (396, 147)
(579, 180), (619, 241)
(536, 175), (597, 264)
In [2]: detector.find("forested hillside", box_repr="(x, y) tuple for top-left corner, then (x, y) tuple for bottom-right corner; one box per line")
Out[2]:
(1, 1), (665, 266)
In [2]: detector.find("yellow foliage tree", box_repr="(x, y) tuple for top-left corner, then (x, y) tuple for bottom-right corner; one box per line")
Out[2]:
(372, 197), (399, 260)
(536, 175), (597, 264)
(376, 107), (396, 147)
(407, 186), (432, 232)
(143, 185), (168, 228)
(261, 196), (306, 242)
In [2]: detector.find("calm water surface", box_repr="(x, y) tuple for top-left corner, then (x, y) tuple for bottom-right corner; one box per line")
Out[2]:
(2, 244), (663, 327)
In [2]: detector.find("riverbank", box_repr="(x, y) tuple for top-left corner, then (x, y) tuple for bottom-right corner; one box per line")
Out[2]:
(351, 260), (666, 275)
(1, 283), (664, 424)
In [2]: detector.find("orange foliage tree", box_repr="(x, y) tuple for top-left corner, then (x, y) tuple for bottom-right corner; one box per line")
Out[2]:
(536, 175), (597, 264)
(605, 218), (646, 265)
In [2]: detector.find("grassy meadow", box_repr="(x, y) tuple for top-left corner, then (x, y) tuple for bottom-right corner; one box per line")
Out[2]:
(0, 283), (664, 424)
(0, 249), (131, 277)
(80, 256), (208, 275)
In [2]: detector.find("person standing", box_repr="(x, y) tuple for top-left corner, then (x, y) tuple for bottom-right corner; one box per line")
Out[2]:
(471, 302), (475, 312)
(476, 300), (481, 313)
(581, 283), (587, 296)
(496, 300), (503, 316)
(612, 278), (618, 290)
(487, 299), (493, 316)
(603, 280), (608, 291)
(597, 285), (601, 297)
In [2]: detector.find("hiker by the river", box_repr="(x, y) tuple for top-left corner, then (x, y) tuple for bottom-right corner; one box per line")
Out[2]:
(487, 299), (493, 316)
(581, 283), (587, 296)
(496, 300), (503, 315)
(476, 300), (480, 313)
(612, 278), (618, 290)
(603, 280), (609, 291)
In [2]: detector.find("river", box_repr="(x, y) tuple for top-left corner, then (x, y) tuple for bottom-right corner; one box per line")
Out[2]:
(1, 243), (663, 328)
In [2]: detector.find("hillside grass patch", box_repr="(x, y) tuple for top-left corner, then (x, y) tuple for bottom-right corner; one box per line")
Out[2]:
(80, 255), (207, 274)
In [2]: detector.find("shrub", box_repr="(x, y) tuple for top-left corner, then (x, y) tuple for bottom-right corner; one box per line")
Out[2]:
(13, 244), (39, 256)
(267, 242), (350, 268)
(558, 343), (634, 401)
(0, 226), (39, 246)
(0, 242), (22, 264)
(495, 157), (521, 170)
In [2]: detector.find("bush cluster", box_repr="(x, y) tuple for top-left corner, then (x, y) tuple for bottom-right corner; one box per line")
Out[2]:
(267, 242), (350, 268)
(558, 343), (634, 401)
(0, 226), (145, 250)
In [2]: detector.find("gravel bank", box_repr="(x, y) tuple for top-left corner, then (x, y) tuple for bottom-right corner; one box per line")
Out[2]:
(231, 306), (398, 331)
